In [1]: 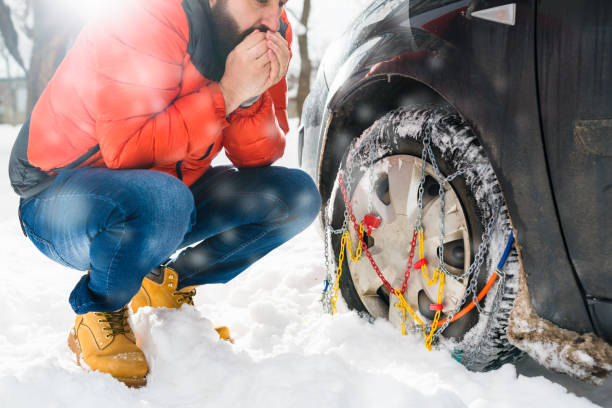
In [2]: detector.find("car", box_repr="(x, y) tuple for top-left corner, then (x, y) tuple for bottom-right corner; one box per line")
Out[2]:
(299, 0), (611, 383)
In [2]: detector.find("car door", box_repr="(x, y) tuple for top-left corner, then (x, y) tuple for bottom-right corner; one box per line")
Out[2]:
(536, 0), (612, 338)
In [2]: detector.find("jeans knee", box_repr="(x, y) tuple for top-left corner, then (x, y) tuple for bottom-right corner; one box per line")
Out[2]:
(123, 174), (194, 232)
(106, 174), (195, 262)
(155, 175), (196, 231)
(285, 169), (321, 229)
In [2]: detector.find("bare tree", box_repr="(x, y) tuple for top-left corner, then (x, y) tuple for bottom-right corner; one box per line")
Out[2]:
(26, 0), (81, 112)
(0, 0), (25, 71)
(0, 0), (82, 114)
(295, 0), (311, 122)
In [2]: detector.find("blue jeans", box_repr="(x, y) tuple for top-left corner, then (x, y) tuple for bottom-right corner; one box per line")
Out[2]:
(18, 166), (321, 314)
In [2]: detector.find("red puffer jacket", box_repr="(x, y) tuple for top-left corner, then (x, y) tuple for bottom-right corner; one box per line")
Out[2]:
(9, 0), (292, 198)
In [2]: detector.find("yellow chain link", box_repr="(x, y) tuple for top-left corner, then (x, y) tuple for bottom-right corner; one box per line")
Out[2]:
(345, 223), (365, 262)
(425, 272), (445, 350)
(393, 289), (424, 335)
(331, 224), (365, 315)
(418, 228), (441, 287)
(331, 233), (346, 315)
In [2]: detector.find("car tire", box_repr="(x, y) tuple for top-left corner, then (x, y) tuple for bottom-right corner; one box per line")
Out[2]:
(326, 106), (524, 371)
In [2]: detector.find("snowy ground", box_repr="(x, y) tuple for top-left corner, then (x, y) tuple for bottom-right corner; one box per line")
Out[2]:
(0, 122), (608, 408)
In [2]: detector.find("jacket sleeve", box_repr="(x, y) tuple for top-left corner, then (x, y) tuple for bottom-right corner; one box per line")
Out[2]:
(268, 13), (293, 134)
(222, 11), (293, 168)
(93, 0), (228, 169)
(222, 91), (286, 167)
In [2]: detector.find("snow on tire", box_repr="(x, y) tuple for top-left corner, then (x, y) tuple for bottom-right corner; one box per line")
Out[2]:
(326, 107), (524, 371)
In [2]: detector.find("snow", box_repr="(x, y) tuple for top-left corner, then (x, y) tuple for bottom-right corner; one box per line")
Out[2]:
(0, 121), (604, 408)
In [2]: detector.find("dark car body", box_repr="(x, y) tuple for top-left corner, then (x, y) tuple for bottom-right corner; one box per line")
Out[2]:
(299, 0), (611, 341)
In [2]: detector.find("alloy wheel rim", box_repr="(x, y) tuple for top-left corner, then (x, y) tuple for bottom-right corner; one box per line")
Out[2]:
(345, 154), (472, 330)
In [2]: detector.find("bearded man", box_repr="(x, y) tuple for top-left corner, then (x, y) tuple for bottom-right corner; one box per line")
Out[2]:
(8, 0), (320, 387)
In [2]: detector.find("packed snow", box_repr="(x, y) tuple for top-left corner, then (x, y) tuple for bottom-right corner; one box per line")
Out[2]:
(0, 122), (605, 408)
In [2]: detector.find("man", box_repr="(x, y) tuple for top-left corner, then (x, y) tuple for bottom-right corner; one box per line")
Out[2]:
(8, 0), (320, 387)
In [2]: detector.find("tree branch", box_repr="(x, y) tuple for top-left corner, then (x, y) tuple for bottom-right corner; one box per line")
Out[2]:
(0, 0), (26, 72)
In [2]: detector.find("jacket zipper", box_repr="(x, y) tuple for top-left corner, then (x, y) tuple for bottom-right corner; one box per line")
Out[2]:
(176, 141), (214, 180)
(196, 143), (215, 161)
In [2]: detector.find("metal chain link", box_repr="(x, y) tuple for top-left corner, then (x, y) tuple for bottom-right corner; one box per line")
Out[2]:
(460, 249), (509, 362)
(432, 214), (496, 340)
(367, 130), (378, 214)
(321, 137), (359, 313)
(322, 137), (361, 313)
(321, 219), (334, 313)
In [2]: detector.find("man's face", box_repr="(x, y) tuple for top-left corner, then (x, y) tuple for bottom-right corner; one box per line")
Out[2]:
(210, 0), (287, 62)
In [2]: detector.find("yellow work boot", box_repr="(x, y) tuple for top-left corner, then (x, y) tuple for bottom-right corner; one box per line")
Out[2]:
(130, 266), (234, 343)
(68, 306), (148, 387)
(130, 265), (196, 312)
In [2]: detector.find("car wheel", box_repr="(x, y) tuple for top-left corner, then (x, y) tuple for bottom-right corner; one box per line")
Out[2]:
(326, 107), (523, 371)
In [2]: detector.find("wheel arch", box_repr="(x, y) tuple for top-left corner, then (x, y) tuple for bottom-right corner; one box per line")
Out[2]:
(314, 71), (595, 337)
(318, 74), (453, 208)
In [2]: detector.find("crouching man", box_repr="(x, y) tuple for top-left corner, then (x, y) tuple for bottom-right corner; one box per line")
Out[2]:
(8, 0), (320, 387)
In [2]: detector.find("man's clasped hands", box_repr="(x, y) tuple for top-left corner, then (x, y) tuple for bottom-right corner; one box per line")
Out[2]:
(219, 29), (290, 115)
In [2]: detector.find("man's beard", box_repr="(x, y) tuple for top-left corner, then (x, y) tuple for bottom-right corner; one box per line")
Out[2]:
(210, 0), (268, 63)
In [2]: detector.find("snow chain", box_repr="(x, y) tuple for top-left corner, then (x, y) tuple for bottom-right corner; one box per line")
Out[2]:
(321, 115), (513, 351)
(331, 224), (364, 315)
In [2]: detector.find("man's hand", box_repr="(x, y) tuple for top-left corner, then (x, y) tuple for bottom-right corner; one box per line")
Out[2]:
(264, 30), (290, 89)
(219, 30), (271, 115)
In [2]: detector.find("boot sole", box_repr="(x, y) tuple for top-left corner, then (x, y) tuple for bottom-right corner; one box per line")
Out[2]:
(67, 331), (147, 388)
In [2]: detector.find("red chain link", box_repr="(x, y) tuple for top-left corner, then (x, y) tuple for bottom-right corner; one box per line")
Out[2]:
(402, 229), (418, 293)
(338, 173), (417, 295)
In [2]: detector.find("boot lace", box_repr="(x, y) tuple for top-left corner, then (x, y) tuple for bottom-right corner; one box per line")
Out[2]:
(95, 306), (131, 338)
(174, 288), (196, 306)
